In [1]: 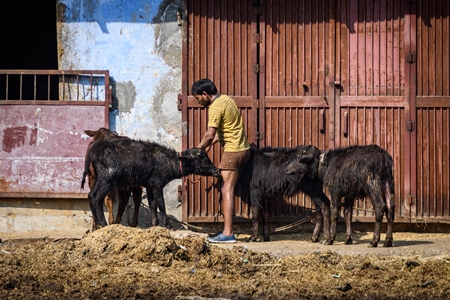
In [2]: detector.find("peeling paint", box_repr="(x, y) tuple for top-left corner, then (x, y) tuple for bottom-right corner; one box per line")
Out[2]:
(10, 0), (189, 233)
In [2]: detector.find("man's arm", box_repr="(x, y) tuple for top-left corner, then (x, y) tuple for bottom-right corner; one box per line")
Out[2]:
(197, 126), (217, 149)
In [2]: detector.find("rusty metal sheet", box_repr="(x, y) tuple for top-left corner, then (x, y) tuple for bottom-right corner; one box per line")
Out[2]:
(0, 70), (110, 199)
(182, 0), (450, 224)
(334, 0), (411, 221)
(181, 0), (257, 222)
(414, 0), (450, 220)
(0, 104), (106, 197)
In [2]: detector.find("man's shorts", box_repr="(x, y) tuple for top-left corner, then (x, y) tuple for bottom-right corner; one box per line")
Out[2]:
(219, 149), (251, 172)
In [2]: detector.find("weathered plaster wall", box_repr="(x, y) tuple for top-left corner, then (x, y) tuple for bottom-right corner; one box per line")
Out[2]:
(56, 0), (185, 224)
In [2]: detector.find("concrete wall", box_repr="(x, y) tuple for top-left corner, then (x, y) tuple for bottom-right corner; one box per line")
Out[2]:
(56, 0), (185, 229)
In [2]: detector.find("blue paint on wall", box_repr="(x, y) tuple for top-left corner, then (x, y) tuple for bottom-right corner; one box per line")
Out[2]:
(58, 0), (182, 145)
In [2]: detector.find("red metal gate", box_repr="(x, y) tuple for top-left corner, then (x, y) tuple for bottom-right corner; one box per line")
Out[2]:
(0, 70), (111, 199)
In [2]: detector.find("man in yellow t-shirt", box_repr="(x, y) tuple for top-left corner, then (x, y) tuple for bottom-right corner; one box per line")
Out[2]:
(192, 78), (251, 243)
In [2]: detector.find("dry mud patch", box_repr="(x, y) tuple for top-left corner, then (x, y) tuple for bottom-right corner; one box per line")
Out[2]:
(1, 225), (450, 299)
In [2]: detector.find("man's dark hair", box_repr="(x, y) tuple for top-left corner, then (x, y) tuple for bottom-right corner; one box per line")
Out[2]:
(191, 78), (218, 96)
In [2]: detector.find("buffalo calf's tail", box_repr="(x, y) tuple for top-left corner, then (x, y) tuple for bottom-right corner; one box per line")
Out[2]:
(81, 155), (91, 190)
(384, 152), (395, 194)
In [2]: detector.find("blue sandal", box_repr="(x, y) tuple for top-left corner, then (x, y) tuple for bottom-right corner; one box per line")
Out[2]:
(207, 233), (236, 243)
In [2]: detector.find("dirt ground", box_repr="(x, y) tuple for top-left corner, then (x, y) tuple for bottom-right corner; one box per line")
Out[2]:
(1, 224), (450, 299)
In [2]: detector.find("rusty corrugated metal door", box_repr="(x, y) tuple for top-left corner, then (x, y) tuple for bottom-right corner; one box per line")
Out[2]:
(334, 0), (411, 222)
(258, 0), (416, 222)
(0, 70), (111, 199)
(258, 0), (334, 221)
(181, 0), (450, 225)
(180, 0), (258, 222)
(415, 0), (450, 221)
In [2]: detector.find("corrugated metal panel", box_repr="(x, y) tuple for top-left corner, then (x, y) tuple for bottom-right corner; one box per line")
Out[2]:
(181, 0), (257, 222)
(415, 0), (450, 219)
(259, 0), (332, 219)
(336, 0), (409, 221)
(0, 70), (111, 199)
(182, 0), (450, 224)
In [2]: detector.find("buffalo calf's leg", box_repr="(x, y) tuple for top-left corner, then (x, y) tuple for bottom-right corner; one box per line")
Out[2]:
(154, 189), (172, 229)
(146, 189), (159, 227)
(311, 194), (332, 245)
(105, 186), (116, 224)
(370, 200), (385, 248)
(261, 199), (270, 242)
(113, 188), (132, 225)
(330, 198), (340, 245)
(311, 208), (322, 243)
(130, 187), (142, 227)
(343, 199), (354, 245)
(88, 183), (110, 228)
(249, 203), (259, 242)
(384, 184), (395, 247)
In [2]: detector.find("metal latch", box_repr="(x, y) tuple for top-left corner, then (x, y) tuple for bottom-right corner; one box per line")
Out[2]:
(406, 52), (416, 64)
(406, 120), (415, 132)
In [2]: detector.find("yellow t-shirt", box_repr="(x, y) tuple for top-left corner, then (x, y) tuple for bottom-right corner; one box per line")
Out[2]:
(208, 94), (250, 152)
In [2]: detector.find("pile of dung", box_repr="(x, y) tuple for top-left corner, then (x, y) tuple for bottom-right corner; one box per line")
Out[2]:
(1, 224), (450, 299)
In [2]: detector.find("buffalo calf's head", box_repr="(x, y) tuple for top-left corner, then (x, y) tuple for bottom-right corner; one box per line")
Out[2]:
(178, 148), (221, 177)
(85, 127), (118, 142)
(285, 145), (321, 179)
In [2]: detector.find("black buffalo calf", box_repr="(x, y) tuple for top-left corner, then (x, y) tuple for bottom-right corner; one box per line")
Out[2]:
(82, 128), (142, 227)
(286, 144), (395, 247)
(83, 137), (220, 229)
(240, 145), (331, 244)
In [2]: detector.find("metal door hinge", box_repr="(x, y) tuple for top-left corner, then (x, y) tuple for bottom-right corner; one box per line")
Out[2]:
(177, 185), (185, 202)
(406, 120), (415, 132)
(252, 99), (262, 109)
(253, 33), (262, 43)
(254, 131), (260, 140)
(254, 64), (263, 73)
(406, 52), (416, 64)
(177, 94), (183, 111)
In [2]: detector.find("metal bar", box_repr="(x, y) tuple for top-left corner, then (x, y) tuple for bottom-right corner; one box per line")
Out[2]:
(47, 74), (51, 100)
(19, 74), (22, 100)
(5, 74), (8, 100)
(33, 74), (36, 100)
(76, 74), (79, 101)
(62, 74), (65, 101)
(90, 74), (93, 101)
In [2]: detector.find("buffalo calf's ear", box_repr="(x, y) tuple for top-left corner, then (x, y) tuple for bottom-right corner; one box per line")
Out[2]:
(85, 130), (95, 137)
(177, 156), (189, 162)
(319, 153), (327, 165)
(299, 154), (314, 163)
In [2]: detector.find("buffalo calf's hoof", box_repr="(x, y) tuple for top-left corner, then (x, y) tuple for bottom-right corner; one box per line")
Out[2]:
(320, 239), (333, 245)
(247, 236), (257, 242)
(344, 237), (353, 245)
(383, 239), (393, 247)
(311, 235), (320, 243)
(368, 241), (379, 248)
